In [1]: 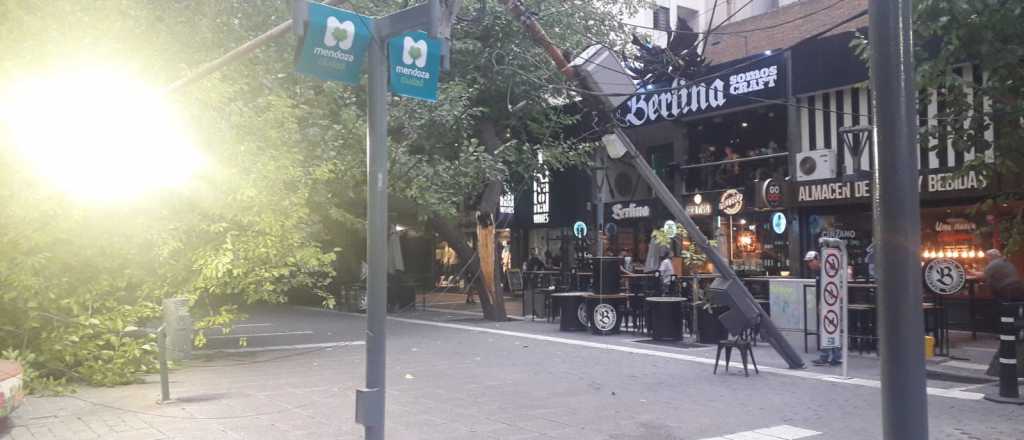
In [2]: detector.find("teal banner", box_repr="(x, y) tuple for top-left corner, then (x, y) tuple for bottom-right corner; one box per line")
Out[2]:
(388, 31), (440, 102)
(295, 2), (372, 84)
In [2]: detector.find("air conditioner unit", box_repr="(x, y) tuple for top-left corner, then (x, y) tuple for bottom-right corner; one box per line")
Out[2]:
(795, 149), (837, 182)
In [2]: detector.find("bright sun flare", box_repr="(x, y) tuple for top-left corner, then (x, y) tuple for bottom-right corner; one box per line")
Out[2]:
(0, 68), (204, 201)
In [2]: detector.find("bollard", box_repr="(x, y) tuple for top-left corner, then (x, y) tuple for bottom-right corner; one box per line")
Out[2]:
(157, 325), (172, 403)
(984, 302), (1024, 405)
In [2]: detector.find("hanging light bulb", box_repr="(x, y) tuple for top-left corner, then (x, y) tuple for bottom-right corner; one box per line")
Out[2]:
(952, 250), (961, 259)
(938, 250), (946, 258)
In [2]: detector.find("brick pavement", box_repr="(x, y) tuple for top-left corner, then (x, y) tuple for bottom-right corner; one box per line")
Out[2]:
(3, 306), (1022, 440)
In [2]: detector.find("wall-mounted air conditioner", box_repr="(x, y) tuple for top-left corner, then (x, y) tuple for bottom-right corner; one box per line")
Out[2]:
(795, 149), (837, 182)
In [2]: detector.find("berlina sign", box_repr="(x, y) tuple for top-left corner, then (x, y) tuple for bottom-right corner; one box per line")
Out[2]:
(719, 189), (744, 216)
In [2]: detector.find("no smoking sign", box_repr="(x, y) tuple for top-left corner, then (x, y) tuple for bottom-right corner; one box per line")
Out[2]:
(824, 254), (841, 278)
(823, 282), (840, 306)
(819, 245), (846, 349)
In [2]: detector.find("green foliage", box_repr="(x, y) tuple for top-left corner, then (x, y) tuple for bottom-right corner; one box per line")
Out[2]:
(854, 1), (1024, 255)
(0, 0), (340, 390)
(0, 0), (647, 387)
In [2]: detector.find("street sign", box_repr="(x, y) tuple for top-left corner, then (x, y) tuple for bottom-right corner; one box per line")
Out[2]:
(819, 245), (847, 349)
(388, 31), (441, 102)
(295, 3), (372, 84)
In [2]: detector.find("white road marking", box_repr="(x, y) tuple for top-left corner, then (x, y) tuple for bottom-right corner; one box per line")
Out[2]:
(194, 341), (364, 354)
(388, 316), (985, 401)
(698, 424), (821, 440)
(944, 360), (990, 371)
(231, 323), (273, 328)
(420, 307), (526, 321)
(204, 331), (313, 340)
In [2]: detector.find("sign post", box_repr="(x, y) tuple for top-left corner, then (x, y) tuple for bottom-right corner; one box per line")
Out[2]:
(292, 2), (460, 438)
(820, 237), (848, 378)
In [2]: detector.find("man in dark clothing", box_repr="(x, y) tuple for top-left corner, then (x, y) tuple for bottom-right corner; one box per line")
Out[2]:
(973, 249), (1024, 377)
(976, 249), (1023, 302)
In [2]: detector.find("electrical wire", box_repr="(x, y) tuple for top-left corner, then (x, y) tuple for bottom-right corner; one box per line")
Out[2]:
(518, 8), (1016, 123)
(618, 0), (846, 36)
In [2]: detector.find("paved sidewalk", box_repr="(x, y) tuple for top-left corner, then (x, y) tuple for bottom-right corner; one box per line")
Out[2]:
(3, 306), (1022, 440)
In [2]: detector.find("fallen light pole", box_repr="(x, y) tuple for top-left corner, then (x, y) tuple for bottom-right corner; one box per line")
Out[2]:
(503, 2), (804, 368)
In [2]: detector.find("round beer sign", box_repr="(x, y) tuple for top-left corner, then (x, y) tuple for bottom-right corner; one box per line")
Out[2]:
(592, 303), (618, 332)
(924, 258), (966, 295)
(719, 189), (744, 216)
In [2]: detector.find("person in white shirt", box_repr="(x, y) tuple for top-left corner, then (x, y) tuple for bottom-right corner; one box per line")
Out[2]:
(658, 253), (675, 293)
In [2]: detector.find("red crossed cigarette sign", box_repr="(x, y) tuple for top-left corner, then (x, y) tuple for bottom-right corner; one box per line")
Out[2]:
(819, 246), (846, 349)
(823, 310), (840, 334)
(823, 282), (840, 306)
(824, 253), (841, 278)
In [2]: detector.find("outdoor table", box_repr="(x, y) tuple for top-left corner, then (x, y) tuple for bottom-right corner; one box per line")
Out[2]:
(847, 304), (877, 354)
(646, 297), (686, 341)
(552, 292), (588, 331)
(622, 273), (658, 295)
(585, 294), (628, 335)
(524, 270), (562, 321)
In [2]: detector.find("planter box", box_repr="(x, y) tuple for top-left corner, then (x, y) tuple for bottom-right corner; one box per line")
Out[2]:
(0, 360), (24, 419)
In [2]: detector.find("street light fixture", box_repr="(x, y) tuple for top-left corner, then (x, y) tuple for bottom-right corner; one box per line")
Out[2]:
(0, 68), (204, 201)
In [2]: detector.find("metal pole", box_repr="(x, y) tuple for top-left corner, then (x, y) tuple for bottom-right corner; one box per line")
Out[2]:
(613, 127), (805, 369)
(363, 33), (389, 440)
(984, 301), (1024, 404)
(594, 152), (606, 258)
(868, 0), (929, 438)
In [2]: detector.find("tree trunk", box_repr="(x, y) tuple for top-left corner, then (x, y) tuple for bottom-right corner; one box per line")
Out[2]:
(474, 119), (509, 321)
(428, 213), (501, 319)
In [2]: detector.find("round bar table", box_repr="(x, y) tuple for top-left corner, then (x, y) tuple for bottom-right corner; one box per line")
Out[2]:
(646, 297), (686, 341)
(585, 294), (628, 335)
(551, 292), (588, 331)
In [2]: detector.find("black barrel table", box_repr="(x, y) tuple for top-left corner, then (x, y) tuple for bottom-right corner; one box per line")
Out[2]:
(646, 297), (685, 341)
(585, 294), (628, 335)
(552, 292), (588, 331)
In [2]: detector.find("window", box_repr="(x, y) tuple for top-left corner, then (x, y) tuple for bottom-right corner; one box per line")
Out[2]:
(653, 6), (671, 31)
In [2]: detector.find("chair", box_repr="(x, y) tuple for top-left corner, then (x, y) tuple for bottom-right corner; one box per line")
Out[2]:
(713, 321), (760, 377)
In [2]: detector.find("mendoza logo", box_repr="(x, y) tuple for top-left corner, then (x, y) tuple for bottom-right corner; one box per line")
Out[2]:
(313, 17), (356, 62)
(397, 36), (430, 79)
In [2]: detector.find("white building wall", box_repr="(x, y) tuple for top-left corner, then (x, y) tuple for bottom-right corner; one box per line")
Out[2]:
(622, 0), (707, 48)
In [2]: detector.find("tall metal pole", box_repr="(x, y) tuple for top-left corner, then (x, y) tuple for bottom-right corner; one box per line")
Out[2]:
(868, 0), (929, 438)
(364, 33), (389, 440)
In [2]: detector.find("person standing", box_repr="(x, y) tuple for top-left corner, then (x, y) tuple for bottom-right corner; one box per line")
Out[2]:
(972, 249), (1024, 376)
(806, 251), (842, 367)
(658, 252), (675, 295)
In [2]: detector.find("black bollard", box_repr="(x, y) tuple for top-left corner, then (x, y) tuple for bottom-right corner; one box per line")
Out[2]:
(984, 302), (1024, 405)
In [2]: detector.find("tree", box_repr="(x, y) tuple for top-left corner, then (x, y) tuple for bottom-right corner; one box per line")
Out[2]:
(379, 0), (644, 319)
(0, 0), (347, 387)
(913, 0), (1024, 253)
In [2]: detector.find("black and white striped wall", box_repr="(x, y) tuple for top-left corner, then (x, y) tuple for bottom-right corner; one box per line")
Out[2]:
(796, 64), (994, 175)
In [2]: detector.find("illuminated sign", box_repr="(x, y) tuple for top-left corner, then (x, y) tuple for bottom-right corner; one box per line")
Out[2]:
(533, 153), (549, 224)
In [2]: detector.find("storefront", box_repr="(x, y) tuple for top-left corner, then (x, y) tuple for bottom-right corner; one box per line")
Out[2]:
(516, 166), (592, 271)
(613, 52), (793, 275)
(603, 198), (664, 269)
